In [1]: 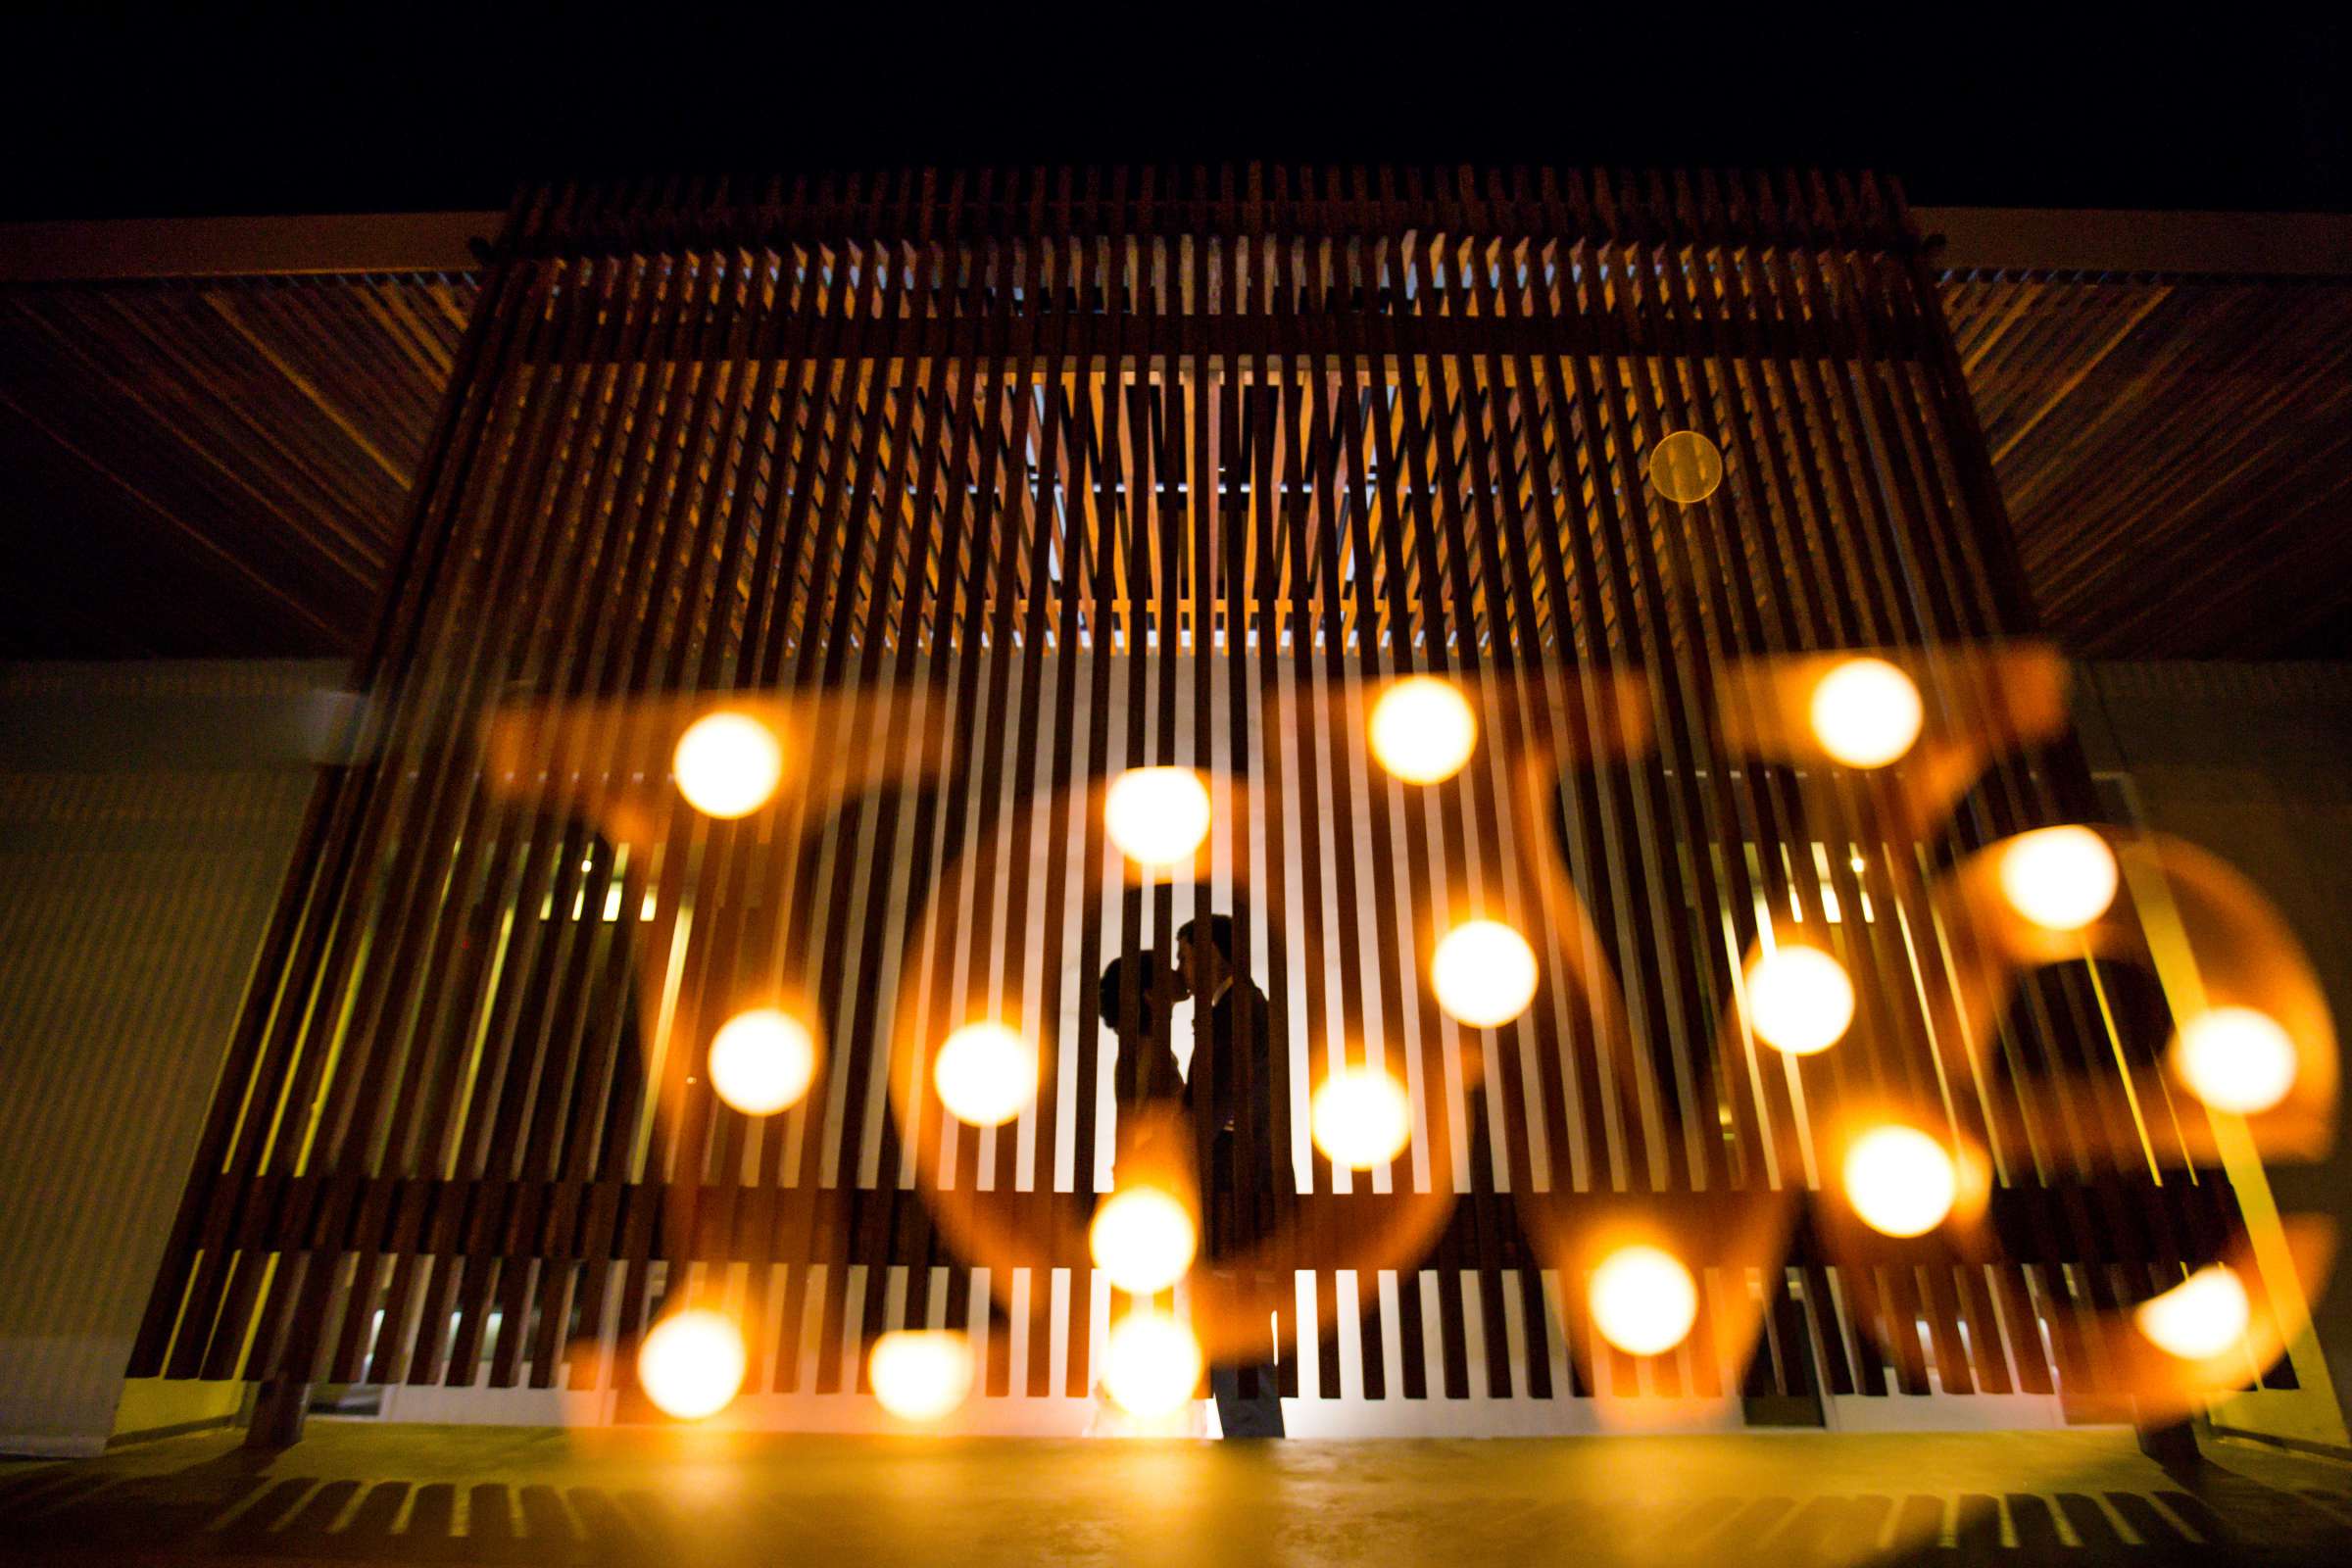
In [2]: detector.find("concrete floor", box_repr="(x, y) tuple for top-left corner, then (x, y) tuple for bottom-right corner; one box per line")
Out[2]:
(2, 1425), (2350, 1566)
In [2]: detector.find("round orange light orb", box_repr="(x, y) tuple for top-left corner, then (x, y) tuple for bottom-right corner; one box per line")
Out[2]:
(1090, 1187), (1199, 1296)
(637, 1308), (748, 1420)
(2171, 1006), (2299, 1115)
(1841, 1125), (1958, 1237)
(1589, 1245), (1699, 1357)
(933, 1022), (1038, 1127)
(1998, 826), (2120, 933)
(1431, 919), (1540, 1030)
(1102, 1310), (1203, 1418)
(1311, 1066), (1413, 1169)
(1809, 658), (1923, 769)
(869, 1330), (977, 1421)
(1369, 676), (1478, 785)
(673, 711), (785, 819)
(1647, 429), (1725, 506)
(708, 1007), (818, 1116)
(2134, 1265), (2251, 1362)
(1743, 946), (1855, 1055)
(1104, 767), (1212, 872)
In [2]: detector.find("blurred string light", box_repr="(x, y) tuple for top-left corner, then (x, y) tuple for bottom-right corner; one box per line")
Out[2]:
(869, 1330), (977, 1421)
(637, 1308), (747, 1420)
(2172, 1006), (2299, 1114)
(1090, 1187), (1198, 1295)
(1102, 1310), (1202, 1418)
(1841, 1125), (1958, 1237)
(673, 711), (785, 819)
(2134, 1264), (2251, 1361)
(1743, 945), (1855, 1055)
(1809, 658), (1923, 769)
(1431, 919), (1540, 1029)
(1647, 429), (1724, 506)
(1310, 1066), (1413, 1169)
(1104, 767), (1212, 871)
(933, 1022), (1038, 1127)
(1999, 826), (2120, 933)
(1369, 676), (1477, 785)
(708, 1007), (817, 1115)
(1588, 1245), (1699, 1357)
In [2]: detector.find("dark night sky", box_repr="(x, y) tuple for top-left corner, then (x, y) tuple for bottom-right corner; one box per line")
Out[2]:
(3, 8), (2345, 220)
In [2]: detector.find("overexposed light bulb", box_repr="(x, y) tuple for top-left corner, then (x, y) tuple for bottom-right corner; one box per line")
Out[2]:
(869, 1330), (976, 1421)
(708, 1007), (818, 1115)
(1589, 1245), (1699, 1358)
(2135, 1265), (2251, 1362)
(1102, 1311), (1203, 1418)
(1311, 1066), (1413, 1169)
(1744, 946), (1855, 1055)
(1431, 919), (1540, 1029)
(1105, 767), (1212, 872)
(673, 711), (785, 819)
(1842, 1125), (1958, 1237)
(1998, 826), (2119, 933)
(1370, 676), (1478, 785)
(933, 1022), (1038, 1127)
(637, 1308), (747, 1420)
(2172, 1006), (2299, 1115)
(1090, 1187), (1199, 1295)
(1809, 658), (1923, 769)
(1648, 429), (1725, 506)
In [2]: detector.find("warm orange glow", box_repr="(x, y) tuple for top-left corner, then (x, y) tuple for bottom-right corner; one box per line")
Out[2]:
(869, 1330), (977, 1421)
(1589, 1245), (1699, 1357)
(1647, 429), (1724, 506)
(1089, 1186), (1199, 1295)
(637, 1308), (747, 1420)
(1743, 945), (1855, 1055)
(1369, 676), (1478, 785)
(1102, 1310), (1202, 1418)
(1431, 919), (1540, 1029)
(1842, 1125), (1958, 1237)
(1998, 826), (2119, 933)
(1809, 658), (1923, 769)
(933, 1022), (1038, 1127)
(673, 712), (785, 818)
(708, 1007), (817, 1115)
(1310, 1066), (1413, 1169)
(2134, 1265), (2252, 1362)
(1104, 767), (1212, 871)
(2172, 1006), (2299, 1114)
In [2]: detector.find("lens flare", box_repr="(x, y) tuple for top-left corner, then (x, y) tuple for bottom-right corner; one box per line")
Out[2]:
(1103, 1310), (1203, 1418)
(1589, 1245), (1699, 1357)
(1090, 1187), (1199, 1295)
(2172, 1006), (2299, 1114)
(1998, 826), (2119, 933)
(1311, 1066), (1413, 1169)
(1743, 946), (1855, 1055)
(933, 1022), (1038, 1127)
(869, 1330), (977, 1421)
(1104, 767), (1212, 871)
(637, 1308), (747, 1420)
(1842, 1125), (1958, 1237)
(708, 1007), (818, 1115)
(1647, 429), (1725, 506)
(1369, 676), (1478, 785)
(2134, 1265), (2252, 1362)
(1432, 919), (1540, 1029)
(1809, 658), (1923, 769)
(673, 712), (785, 819)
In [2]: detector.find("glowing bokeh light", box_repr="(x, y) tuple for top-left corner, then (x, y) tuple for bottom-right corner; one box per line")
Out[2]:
(1841, 1125), (1958, 1237)
(637, 1308), (748, 1420)
(1808, 658), (1923, 769)
(707, 1007), (818, 1115)
(933, 1022), (1039, 1127)
(1647, 429), (1725, 506)
(2134, 1265), (2252, 1362)
(869, 1330), (977, 1421)
(672, 712), (785, 819)
(1998, 826), (2120, 933)
(1369, 676), (1478, 785)
(2172, 1006), (2299, 1115)
(1089, 1187), (1199, 1295)
(1431, 919), (1540, 1029)
(1743, 945), (1856, 1055)
(1589, 1245), (1699, 1357)
(1104, 767), (1212, 871)
(1310, 1066), (1413, 1169)
(1102, 1311), (1203, 1418)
